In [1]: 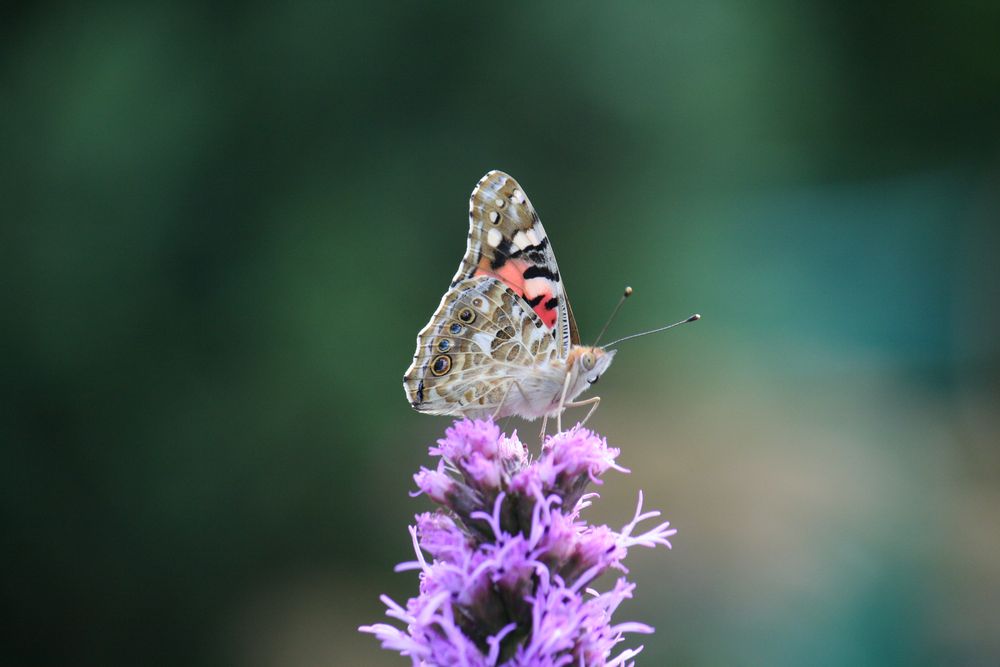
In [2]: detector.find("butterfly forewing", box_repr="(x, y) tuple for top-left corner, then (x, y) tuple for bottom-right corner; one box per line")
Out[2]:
(452, 171), (580, 355)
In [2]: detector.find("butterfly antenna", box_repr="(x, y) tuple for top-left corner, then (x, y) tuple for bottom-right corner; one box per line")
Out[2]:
(604, 313), (701, 349)
(592, 286), (634, 347)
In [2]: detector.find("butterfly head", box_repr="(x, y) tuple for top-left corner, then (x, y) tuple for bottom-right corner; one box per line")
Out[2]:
(568, 345), (617, 393)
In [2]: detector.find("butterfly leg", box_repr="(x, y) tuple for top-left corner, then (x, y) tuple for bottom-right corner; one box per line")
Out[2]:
(493, 378), (531, 422)
(539, 414), (549, 443)
(556, 372), (573, 433)
(564, 396), (601, 427)
(491, 380), (516, 420)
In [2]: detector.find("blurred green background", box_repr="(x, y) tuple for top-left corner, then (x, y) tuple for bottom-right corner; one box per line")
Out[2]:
(3, 2), (999, 665)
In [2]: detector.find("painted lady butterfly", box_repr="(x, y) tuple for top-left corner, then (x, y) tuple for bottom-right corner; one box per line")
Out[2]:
(403, 171), (618, 434)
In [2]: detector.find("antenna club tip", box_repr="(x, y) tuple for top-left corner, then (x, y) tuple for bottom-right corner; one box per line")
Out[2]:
(688, 314), (701, 322)
(624, 286), (633, 297)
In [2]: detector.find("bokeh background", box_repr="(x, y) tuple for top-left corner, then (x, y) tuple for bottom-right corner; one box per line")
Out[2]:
(4, 2), (999, 665)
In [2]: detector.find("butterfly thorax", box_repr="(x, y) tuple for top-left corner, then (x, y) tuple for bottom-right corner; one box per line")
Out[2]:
(497, 345), (611, 417)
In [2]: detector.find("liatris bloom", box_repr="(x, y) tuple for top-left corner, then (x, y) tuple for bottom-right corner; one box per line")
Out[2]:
(360, 419), (676, 666)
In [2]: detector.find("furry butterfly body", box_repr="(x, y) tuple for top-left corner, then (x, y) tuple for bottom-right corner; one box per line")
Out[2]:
(404, 171), (613, 430)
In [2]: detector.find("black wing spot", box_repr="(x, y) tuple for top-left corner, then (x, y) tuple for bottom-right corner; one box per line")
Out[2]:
(525, 294), (543, 308)
(491, 238), (515, 269)
(544, 297), (558, 310)
(520, 237), (549, 263)
(416, 379), (425, 403)
(507, 237), (549, 261)
(523, 265), (559, 282)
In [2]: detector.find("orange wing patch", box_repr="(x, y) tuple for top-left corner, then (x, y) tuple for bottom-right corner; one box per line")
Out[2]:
(474, 261), (558, 328)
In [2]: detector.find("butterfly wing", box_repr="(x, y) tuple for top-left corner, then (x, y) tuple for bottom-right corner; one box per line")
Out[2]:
(404, 277), (559, 418)
(451, 171), (580, 356)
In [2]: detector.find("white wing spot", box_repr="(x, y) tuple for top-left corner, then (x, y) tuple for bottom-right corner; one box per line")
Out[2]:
(494, 198), (505, 208)
(524, 277), (551, 295)
(488, 210), (499, 224)
(525, 228), (540, 246)
(487, 228), (503, 247)
(472, 332), (493, 354)
(512, 231), (530, 250)
(511, 189), (525, 204)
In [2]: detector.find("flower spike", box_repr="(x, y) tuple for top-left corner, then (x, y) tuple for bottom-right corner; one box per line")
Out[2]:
(361, 418), (678, 665)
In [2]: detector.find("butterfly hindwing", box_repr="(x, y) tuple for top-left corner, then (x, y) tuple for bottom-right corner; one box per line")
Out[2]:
(404, 277), (558, 418)
(451, 171), (580, 355)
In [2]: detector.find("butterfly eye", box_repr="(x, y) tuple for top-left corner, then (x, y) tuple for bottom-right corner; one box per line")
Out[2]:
(431, 354), (452, 376)
(449, 322), (463, 335)
(458, 308), (475, 323)
(581, 352), (595, 371)
(437, 339), (452, 352)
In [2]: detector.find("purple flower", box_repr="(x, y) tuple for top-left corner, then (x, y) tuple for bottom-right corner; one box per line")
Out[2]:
(361, 419), (676, 666)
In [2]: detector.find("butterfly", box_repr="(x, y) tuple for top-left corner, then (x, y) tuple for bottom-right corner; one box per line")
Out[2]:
(403, 170), (615, 435)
